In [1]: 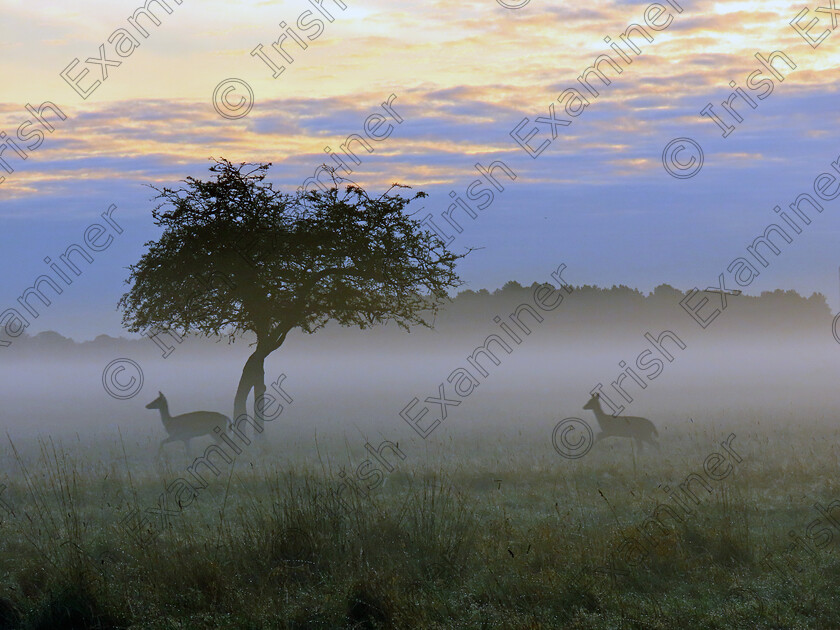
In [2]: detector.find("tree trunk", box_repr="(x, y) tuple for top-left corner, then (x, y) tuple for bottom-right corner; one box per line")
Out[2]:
(233, 346), (268, 441)
(253, 361), (267, 432)
(233, 329), (288, 442)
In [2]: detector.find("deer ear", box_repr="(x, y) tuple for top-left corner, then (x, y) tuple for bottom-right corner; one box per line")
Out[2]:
(159, 391), (163, 396)
(595, 393), (599, 398)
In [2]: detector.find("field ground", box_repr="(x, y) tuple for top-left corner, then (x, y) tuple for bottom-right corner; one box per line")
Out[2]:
(0, 419), (838, 629)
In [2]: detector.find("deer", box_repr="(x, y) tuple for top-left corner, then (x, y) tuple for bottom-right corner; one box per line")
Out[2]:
(583, 392), (660, 452)
(146, 391), (230, 456)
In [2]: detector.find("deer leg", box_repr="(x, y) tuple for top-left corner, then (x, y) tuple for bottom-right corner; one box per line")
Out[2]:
(184, 439), (192, 459)
(159, 436), (176, 454)
(636, 437), (644, 452)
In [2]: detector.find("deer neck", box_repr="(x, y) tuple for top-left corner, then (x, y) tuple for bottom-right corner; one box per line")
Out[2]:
(157, 400), (173, 423)
(591, 399), (611, 424)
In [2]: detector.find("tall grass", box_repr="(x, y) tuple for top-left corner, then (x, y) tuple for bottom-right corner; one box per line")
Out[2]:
(0, 422), (837, 628)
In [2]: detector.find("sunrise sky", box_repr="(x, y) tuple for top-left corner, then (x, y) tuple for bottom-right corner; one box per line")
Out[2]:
(2, 0), (840, 339)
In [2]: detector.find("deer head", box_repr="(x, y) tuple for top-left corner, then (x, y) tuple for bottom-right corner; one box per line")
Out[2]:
(145, 391), (166, 410)
(583, 392), (600, 411)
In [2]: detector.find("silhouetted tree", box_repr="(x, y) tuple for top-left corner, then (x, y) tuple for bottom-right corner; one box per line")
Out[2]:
(119, 160), (466, 432)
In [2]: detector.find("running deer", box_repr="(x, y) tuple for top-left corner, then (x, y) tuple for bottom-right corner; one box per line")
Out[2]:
(146, 391), (230, 456)
(583, 392), (660, 451)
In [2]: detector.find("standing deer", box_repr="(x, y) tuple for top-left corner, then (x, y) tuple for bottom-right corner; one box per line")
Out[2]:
(146, 391), (230, 456)
(583, 393), (660, 451)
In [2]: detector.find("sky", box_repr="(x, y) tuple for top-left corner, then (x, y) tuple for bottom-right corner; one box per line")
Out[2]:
(2, 0), (840, 340)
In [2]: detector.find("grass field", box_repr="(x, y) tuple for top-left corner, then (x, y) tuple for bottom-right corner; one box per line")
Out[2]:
(0, 415), (838, 629)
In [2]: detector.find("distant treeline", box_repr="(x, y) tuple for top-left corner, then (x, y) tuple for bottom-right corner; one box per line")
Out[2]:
(439, 282), (831, 338)
(5, 283), (832, 356)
